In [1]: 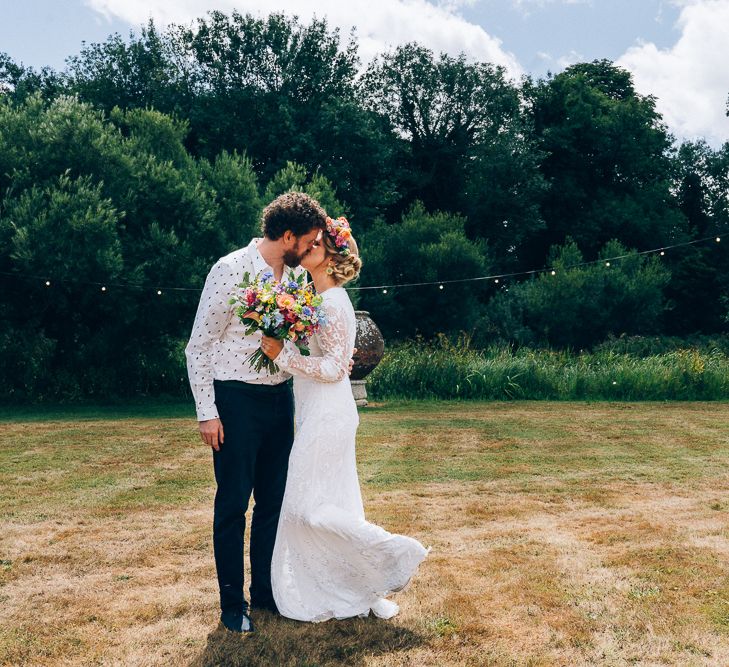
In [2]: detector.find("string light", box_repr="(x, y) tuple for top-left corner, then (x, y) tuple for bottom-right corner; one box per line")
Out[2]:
(0, 233), (723, 295)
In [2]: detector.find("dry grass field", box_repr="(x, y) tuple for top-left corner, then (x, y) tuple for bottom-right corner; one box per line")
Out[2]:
(1, 400), (729, 666)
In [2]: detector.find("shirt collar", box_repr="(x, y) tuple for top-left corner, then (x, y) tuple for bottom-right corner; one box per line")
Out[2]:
(247, 237), (269, 276)
(247, 237), (304, 279)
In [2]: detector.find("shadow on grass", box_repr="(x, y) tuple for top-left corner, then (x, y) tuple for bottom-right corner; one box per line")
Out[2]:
(190, 610), (426, 667)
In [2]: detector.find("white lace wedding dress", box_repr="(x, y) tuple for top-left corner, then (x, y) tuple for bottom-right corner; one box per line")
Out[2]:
(271, 286), (429, 622)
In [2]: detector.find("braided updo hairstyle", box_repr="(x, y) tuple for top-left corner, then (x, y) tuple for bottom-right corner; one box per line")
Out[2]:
(322, 232), (362, 286)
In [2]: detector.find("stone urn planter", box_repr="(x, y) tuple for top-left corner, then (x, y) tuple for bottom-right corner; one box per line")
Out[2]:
(351, 311), (385, 407)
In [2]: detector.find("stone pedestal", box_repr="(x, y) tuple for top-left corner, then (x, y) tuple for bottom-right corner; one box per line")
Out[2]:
(350, 379), (368, 407)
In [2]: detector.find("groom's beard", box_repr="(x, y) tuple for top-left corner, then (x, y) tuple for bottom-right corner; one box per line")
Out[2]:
(283, 249), (307, 267)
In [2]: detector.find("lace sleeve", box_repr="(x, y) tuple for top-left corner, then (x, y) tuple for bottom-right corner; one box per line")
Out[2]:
(276, 298), (351, 383)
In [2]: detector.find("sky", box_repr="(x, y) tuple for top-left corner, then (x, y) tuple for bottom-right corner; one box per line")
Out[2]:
(2, 0), (728, 146)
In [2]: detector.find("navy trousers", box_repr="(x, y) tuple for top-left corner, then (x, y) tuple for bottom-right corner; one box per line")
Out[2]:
(211, 378), (295, 615)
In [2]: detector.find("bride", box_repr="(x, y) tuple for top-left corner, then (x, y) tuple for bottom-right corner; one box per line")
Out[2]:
(260, 216), (429, 622)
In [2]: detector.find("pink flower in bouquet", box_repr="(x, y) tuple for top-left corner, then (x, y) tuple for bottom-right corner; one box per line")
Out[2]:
(276, 293), (296, 309)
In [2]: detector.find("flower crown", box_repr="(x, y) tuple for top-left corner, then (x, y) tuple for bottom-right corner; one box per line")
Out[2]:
(325, 216), (353, 256)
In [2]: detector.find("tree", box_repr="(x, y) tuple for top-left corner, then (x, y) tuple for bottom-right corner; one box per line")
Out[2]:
(459, 127), (546, 268)
(0, 52), (64, 103)
(263, 160), (345, 219)
(66, 21), (192, 115)
(524, 60), (690, 266)
(0, 94), (260, 399)
(360, 43), (545, 260)
(198, 150), (263, 246)
(65, 12), (397, 225)
(661, 140), (729, 334)
(358, 201), (491, 339)
(478, 238), (671, 349)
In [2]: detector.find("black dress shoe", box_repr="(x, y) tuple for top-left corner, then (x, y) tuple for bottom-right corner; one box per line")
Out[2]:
(220, 610), (255, 633)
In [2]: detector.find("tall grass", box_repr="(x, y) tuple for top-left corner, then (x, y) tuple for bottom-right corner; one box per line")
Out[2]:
(368, 336), (729, 400)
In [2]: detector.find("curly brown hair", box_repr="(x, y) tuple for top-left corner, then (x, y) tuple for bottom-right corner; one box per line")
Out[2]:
(261, 192), (328, 240)
(322, 233), (363, 286)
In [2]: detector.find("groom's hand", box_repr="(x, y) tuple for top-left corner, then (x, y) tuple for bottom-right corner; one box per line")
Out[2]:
(199, 418), (224, 451)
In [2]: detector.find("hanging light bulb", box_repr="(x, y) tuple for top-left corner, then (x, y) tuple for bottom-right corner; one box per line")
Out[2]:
(45, 280), (51, 287)
(605, 261), (611, 267)
(494, 279), (499, 284)
(439, 284), (444, 290)
(716, 237), (721, 243)
(382, 289), (388, 294)
(551, 270), (556, 276)
(101, 286), (107, 292)
(157, 290), (162, 296)
(660, 251), (665, 256)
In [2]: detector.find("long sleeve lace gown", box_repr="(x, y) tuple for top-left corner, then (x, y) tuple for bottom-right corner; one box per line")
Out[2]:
(271, 286), (429, 622)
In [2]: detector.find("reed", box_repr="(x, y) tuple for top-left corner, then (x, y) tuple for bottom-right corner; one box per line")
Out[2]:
(368, 336), (729, 400)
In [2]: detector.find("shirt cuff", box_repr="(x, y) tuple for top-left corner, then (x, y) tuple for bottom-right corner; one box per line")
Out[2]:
(190, 383), (220, 421)
(196, 404), (220, 422)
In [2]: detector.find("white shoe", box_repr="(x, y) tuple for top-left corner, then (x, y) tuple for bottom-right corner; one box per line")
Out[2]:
(371, 598), (400, 619)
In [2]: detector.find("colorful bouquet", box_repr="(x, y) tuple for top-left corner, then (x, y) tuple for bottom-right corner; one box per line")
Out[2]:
(229, 269), (326, 374)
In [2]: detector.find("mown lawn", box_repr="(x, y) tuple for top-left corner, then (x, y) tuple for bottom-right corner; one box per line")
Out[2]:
(1, 401), (728, 666)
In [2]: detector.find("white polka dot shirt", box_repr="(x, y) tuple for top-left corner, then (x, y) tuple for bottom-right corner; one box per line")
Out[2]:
(184, 238), (306, 421)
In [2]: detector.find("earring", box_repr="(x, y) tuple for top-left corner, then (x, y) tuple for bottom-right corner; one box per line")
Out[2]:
(326, 263), (334, 276)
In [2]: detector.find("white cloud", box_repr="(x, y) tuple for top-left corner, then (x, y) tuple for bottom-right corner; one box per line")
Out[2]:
(513, 0), (591, 5)
(83, 0), (523, 78)
(617, 0), (729, 147)
(537, 49), (585, 72)
(434, 0), (478, 10)
(510, 0), (591, 15)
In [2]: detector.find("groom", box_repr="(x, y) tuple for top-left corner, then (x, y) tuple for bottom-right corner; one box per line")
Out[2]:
(185, 192), (330, 633)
